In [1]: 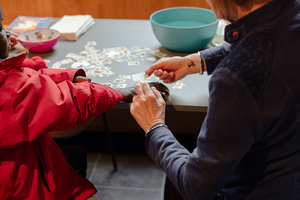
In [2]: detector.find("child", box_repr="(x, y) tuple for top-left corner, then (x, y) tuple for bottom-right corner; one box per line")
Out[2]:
(0, 6), (168, 200)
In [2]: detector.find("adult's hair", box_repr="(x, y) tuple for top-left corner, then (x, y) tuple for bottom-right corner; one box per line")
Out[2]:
(213, 0), (273, 22)
(234, 0), (273, 7)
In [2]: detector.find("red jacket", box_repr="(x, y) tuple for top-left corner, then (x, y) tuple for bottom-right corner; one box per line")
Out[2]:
(0, 53), (123, 199)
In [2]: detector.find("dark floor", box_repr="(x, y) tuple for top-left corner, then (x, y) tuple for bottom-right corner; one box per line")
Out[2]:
(55, 131), (197, 200)
(87, 152), (165, 200)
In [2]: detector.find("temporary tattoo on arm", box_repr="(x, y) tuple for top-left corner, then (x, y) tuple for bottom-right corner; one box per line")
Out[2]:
(188, 61), (195, 68)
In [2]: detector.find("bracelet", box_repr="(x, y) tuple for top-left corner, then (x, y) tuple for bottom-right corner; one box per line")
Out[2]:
(145, 123), (168, 137)
(197, 51), (204, 75)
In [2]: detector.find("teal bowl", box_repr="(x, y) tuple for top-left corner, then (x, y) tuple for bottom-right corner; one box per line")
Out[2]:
(150, 7), (219, 52)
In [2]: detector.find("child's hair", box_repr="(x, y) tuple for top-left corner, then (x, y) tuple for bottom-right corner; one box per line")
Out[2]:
(0, 6), (11, 60)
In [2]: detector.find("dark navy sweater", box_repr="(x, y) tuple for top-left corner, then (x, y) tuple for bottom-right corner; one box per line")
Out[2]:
(146, 0), (300, 199)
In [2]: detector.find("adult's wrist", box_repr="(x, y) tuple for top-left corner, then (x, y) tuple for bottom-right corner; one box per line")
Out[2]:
(145, 123), (168, 137)
(197, 51), (208, 75)
(184, 53), (201, 75)
(198, 51), (204, 75)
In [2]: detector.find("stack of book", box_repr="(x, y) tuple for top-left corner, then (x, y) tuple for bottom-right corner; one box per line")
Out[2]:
(6, 16), (53, 34)
(50, 15), (95, 41)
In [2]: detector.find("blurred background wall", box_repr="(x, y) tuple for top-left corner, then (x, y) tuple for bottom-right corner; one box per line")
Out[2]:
(2, 0), (211, 25)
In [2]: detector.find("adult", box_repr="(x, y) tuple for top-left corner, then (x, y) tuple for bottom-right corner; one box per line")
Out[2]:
(130, 0), (300, 199)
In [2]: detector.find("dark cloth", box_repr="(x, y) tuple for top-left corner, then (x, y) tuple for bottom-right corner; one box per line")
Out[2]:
(146, 0), (300, 199)
(164, 176), (184, 200)
(61, 145), (87, 178)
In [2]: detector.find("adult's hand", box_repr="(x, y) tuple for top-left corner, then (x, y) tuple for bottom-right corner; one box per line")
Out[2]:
(130, 81), (166, 133)
(145, 53), (201, 83)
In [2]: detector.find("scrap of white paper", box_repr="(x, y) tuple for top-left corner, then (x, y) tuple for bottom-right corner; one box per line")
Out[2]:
(87, 41), (97, 46)
(52, 62), (61, 69)
(128, 61), (139, 66)
(65, 53), (79, 59)
(132, 72), (147, 82)
(119, 75), (131, 79)
(61, 59), (73, 65)
(113, 78), (126, 83)
(81, 61), (91, 67)
(176, 81), (186, 86)
(101, 83), (113, 87)
(117, 84), (127, 88)
(71, 62), (82, 68)
(148, 73), (159, 79)
(172, 81), (186, 89)
(173, 84), (183, 89)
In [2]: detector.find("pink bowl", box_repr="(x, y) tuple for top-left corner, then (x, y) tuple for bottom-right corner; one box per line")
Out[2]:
(18, 28), (60, 53)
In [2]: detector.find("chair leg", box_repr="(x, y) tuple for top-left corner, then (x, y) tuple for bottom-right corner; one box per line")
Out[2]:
(102, 112), (118, 171)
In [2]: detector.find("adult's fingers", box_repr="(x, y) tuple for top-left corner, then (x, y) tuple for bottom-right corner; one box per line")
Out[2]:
(161, 71), (169, 80)
(151, 86), (163, 100)
(141, 82), (153, 98)
(163, 72), (175, 83)
(145, 59), (166, 76)
(154, 69), (163, 77)
(132, 95), (138, 103)
(130, 95), (140, 113)
(129, 98), (136, 116)
(134, 81), (144, 97)
(154, 70), (175, 83)
(145, 66), (158, 77)
(130, 96), (137, 111)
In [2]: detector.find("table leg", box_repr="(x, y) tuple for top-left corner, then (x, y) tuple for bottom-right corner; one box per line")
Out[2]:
(102, 112), (118, 171)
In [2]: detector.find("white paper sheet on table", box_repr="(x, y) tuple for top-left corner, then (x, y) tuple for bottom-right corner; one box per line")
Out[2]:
(50, 15), (95, 41)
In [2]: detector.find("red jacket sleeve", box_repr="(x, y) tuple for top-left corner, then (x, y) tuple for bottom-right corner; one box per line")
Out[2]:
(5, 70), (123, 146)
(35, 68), (85, 83)
(22, 56), (86, 84)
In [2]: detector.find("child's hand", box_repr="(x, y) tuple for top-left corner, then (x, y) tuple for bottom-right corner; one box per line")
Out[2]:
(116, 82), (169, 102)
(116, 87), (136, 102)
(9, 32), (19, 47)
(73, 76), (91, 85)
